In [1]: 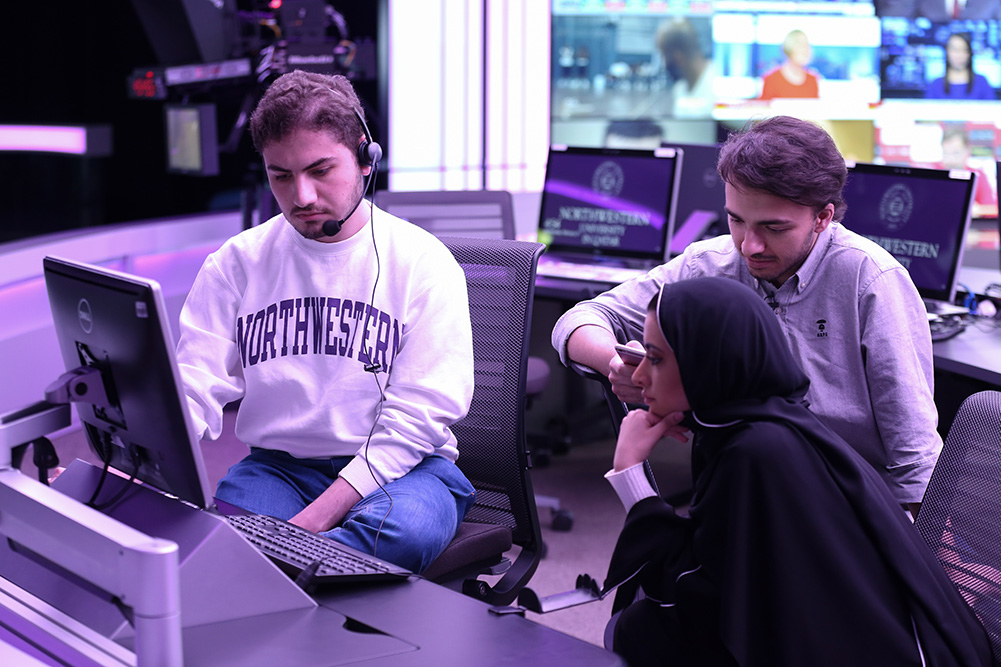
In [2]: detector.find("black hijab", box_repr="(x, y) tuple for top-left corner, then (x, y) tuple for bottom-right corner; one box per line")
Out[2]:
(604, 277), (992, 666)
(656, 276), (810, 423)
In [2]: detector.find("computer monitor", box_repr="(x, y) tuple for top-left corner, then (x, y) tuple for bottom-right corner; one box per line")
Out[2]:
(536, 144), (682, 264)
(165, 103), (220, 176)
(42, 256), (214, 509)
(841, 162), (976, 304)
(661, 141), (727, 252)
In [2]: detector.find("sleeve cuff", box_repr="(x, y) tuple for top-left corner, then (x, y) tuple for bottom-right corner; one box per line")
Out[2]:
(339, 456), (386, 499)
(605, 462), (658, 512)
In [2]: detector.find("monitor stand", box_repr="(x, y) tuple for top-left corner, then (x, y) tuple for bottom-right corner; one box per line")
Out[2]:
(0, 459), (419, 664)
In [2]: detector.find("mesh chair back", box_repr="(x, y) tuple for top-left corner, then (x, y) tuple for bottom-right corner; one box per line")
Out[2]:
(374, 190), (516, 239)
(915, 390), (1001, 662)
(441, 237), (545, 594)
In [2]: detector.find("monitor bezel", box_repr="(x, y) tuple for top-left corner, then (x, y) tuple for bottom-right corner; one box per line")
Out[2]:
(42, 255), (214, 510)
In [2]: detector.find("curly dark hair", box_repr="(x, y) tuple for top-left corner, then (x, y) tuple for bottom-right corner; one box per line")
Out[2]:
(717, 116), (848, 222)
(249, 70), (366, 156)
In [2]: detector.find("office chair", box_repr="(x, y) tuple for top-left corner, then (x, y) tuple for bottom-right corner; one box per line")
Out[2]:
(915, 389), (1001, 662)
(373, 189), (572, 531)
(420, 237), (546, 605)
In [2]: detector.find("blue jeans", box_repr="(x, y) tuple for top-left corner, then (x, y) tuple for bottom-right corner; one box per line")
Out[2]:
(215, 449), (475, 574)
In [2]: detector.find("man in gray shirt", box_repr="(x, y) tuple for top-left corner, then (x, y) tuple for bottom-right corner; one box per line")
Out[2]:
(552, 115), (941, 516)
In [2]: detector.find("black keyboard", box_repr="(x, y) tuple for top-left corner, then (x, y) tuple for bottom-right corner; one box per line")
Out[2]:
(226, 513), (410, 586)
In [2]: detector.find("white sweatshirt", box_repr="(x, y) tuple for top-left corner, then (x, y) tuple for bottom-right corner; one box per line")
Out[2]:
(176, 206), (474, 498)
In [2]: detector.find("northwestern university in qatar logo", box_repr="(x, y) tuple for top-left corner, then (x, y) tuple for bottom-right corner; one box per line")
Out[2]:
(878, 184), (914, 232)
(592, 161), (625, 198)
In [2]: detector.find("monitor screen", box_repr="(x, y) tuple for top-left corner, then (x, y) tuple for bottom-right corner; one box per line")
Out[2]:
(537, 144), (682, 262)
(841, 162), (976, 303)
(42, 256), (214, 509)
(879, 18), (1001, 100)
(165, 103), (220, 176)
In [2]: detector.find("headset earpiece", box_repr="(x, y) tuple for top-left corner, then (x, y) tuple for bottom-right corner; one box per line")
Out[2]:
(353, 107), (383, 168)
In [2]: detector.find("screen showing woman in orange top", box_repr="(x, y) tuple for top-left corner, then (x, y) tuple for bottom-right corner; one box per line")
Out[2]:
(759, 29), (821, 99)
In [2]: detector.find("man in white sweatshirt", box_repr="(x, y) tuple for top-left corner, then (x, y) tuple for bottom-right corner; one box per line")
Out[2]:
(176, 70), (475, 573)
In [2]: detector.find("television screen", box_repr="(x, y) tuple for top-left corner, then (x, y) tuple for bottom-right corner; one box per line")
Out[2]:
(879, 18), (1001, 100)
(713, 11), (881, 116)
(874, 118), (1000, 218)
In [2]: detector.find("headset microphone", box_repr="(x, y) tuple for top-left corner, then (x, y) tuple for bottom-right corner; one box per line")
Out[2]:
(322, 218), (343, 237)
(321, 199), (360, 237)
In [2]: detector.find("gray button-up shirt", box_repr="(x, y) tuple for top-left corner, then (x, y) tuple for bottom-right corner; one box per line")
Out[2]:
(552, 223), (942, 504)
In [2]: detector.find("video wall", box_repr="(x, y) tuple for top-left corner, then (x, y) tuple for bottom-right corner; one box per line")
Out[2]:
(551, 0), (1001, 218)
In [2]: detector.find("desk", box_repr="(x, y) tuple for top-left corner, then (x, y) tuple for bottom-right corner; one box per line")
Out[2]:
(933, 322), (1001, 387)
(137, 576), (624, 666)
(0, 460), (624, 667)
(0, 575), (624, 666)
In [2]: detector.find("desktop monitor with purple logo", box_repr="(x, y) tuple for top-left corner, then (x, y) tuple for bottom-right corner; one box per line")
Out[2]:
(842, 161), (976, 305)
(536, 144), (682, 268)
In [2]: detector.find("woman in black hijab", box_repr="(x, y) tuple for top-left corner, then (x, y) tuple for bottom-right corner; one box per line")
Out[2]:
(602, 277), (991, 666)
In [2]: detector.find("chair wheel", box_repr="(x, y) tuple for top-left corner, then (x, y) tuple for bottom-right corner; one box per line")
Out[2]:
(551, 509), (574, 532)
(462, 579), (490, 599)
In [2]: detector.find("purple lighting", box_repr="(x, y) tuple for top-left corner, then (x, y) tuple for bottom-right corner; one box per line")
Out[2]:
(0, 125), (111, 156)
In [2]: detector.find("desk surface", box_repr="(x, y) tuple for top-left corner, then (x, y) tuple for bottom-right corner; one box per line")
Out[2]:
(0, 575), (623, 667)
(168, 576), (624, 667)
(933, 321), (1001, 387)
(321, 577), (623, 667)
(0, 461), (624, 667)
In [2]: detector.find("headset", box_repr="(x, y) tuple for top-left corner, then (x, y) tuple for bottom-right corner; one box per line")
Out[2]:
(321, 107), (383, 237)
(354, 107), (383, 168)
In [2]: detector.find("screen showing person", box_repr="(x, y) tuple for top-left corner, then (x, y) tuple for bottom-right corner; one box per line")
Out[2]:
(712, 12), (881, 107)
(879, 18), (1001, 99)
(655, 17), (716, 118)
(759, 29), (821, 99)
(537, 145), (681, 260)
(876, 0), (1001, 20)
(928, 32), (996, 98)
(550, 9), (714, 126)
(841, 162), (976, 303)
(874, 119), (999, 218)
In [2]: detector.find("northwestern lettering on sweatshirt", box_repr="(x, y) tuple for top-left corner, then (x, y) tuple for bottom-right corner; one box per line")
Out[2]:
(236, 295), (400, 371)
